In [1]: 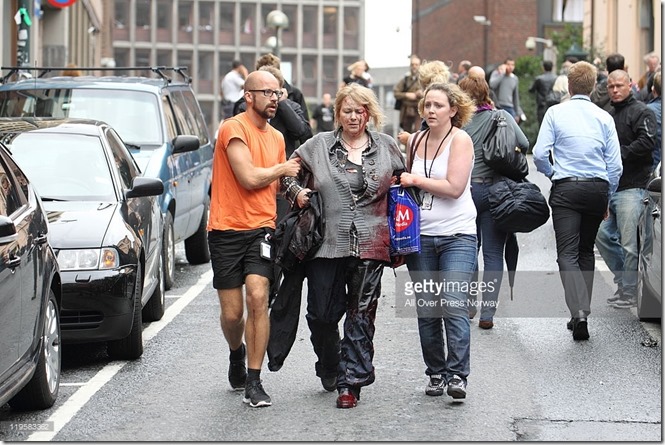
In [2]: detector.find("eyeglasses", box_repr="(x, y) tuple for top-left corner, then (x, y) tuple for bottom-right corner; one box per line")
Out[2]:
(247, 89), (284, 99)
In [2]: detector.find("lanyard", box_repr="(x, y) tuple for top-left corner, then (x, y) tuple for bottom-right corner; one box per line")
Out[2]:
(423, 126), (453, 178)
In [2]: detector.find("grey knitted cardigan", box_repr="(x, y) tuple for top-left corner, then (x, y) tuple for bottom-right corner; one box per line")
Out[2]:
(284, 129), (405, 263)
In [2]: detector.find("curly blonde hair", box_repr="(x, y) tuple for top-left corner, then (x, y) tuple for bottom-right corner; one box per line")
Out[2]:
(418, 60), (451, 89)
(335, 83), (384, 130)
(418, 82), (474, 128)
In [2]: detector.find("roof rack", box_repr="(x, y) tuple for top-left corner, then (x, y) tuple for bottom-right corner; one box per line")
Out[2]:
(0, 66), (191, 85)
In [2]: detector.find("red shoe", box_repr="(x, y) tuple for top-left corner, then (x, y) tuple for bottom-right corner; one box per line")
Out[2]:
(336, 388), (358, 409)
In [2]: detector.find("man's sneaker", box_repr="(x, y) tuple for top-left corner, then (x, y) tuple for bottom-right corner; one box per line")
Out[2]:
(228, 344), (247, 391)
(607, 289), (623, 304)
(243, 380), (272, 407)
(612, 297), (637, 309)
(425, 375), (445, 396)
(446, 375), (467, 399)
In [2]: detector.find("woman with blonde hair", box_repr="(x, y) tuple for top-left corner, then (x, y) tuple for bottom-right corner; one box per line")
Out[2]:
(281, 83), (405, 408)
(398, 59), (452, 145)
(400, 82), (477, 400)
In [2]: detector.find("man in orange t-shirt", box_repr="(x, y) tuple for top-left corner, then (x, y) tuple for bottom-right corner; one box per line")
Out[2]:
(207, 70), (301, 408)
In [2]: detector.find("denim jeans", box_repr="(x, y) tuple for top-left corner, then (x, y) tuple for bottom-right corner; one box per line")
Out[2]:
(405, 234), (477, 382)
(471, 182), (509, 321)
(595, 188), (647, 299)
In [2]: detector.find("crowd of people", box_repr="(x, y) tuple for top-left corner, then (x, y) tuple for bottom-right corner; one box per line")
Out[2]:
(209, 50), (660, 409)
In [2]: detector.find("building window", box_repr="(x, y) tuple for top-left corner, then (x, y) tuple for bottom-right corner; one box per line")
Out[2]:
(323, 6), (337, 35)
(552, 0), (583, 22)
(157, 0), (171, 29)
(136, 0), (151, 28)
(219, 1), (235, 31)
(114, 0), (129, 29)
(114, 48), (129, 68)
(157, 50), (171, 67)
(179, 1), (194, 32)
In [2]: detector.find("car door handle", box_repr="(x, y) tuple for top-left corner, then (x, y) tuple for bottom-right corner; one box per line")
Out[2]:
(652, 208), (660, 219)
(34, 233), (48, 245)
(6, 255), (21, 268)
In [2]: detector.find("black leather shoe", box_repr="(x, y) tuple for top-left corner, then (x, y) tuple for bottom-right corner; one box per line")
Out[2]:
(321, 375), (337, 392)
(566, 318), (574, 330)
(572, 317), (589, 340)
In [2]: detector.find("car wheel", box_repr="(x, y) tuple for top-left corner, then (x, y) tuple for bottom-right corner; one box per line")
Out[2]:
(10, 289), (61, 410)
(637, 258), (661, 321)
(142, 252), (165, 322)
(163, 212), (175, 290)
(107, 262), (144, 360)
(184, 195), (211, 265)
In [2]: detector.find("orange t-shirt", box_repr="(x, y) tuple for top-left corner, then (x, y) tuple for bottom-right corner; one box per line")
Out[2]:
(208, 113), (286, 231)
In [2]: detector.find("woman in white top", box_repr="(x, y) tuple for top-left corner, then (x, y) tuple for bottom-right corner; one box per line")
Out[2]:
(400, 82), (477, 400)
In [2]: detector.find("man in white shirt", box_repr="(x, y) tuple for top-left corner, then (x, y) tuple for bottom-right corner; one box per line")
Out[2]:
(221, 60), (248, 119)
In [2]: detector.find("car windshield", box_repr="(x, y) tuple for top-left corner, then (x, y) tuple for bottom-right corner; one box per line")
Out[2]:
(8, 132), (116, 201)
(0, 89), (162, 145)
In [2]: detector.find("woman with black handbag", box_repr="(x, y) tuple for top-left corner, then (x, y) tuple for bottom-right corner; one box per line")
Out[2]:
(458, 70), (530, 330)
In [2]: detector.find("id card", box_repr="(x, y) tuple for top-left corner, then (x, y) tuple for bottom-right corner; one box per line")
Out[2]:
(260, 240), (272, 260)
(421, 191), (433, 210)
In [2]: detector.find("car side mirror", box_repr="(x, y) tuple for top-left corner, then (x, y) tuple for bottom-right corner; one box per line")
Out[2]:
(125, 177), (165, 199)
(647, 177), (661, 193)
(172, 135), (200, 154)
(0, 215), (18, 245)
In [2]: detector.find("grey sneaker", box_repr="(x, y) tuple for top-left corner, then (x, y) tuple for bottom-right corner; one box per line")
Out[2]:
(228, 344), (247, 391)
(612, 296), (637, 309)
(446, 375), (467, 399)
(425, 375), (445, 396)
(607, 289), (623, 304)
(243, 380), (272, 407)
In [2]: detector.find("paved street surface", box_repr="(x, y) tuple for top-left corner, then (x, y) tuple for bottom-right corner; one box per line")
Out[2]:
(0, 157), (661, 441)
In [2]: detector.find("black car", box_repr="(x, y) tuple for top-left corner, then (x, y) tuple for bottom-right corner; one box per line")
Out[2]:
(0, 141), (61, 410)
(0, 118), (164, 360)
(637, 166), (662, 320)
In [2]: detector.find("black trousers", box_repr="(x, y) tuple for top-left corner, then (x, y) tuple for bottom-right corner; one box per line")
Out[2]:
(305, 257), (384, 389)
(549, 180), (609, 317)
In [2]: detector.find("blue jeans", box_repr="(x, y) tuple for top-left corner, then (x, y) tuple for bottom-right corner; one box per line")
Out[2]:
(595, 188), (647, 299)
(405, 234), (477, 383)
(471, 182), (508, 321)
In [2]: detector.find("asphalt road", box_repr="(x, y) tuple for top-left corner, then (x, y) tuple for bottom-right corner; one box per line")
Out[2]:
(0, 156), (661, 441)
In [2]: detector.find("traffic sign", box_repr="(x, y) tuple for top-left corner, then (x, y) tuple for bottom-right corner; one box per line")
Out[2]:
(46, 0), (77, 7)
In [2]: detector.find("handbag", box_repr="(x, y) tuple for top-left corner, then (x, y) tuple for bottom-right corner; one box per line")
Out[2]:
(388, 185), (421, 255)
(487, 178), (550, 233)
(482, 111), (529, 181)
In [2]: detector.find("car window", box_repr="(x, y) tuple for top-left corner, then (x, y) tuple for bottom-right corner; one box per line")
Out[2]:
(8, 132), (116, 201)
(179, 90), (210, 145)
(0, 89), (163, 145)
(162, 95), (178, 141)
(106, 128), (141, 188)
(169, 90), (198, 138)
(0, 153), (25, 217)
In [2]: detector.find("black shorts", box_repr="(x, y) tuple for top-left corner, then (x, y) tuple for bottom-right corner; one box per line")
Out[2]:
(208, 228), (274, 290)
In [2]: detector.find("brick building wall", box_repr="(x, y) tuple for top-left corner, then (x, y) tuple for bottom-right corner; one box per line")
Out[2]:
(412, 0), (538, 70)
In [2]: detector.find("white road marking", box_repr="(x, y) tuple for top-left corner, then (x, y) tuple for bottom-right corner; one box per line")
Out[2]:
(27, 270), (213, 441)
(58, 383), (86, 387)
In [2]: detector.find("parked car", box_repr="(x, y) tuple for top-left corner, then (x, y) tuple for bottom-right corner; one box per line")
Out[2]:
(0, 118), (164, 360)
(0, 140), (61, 410)
(637, 165), (662, 321)
(0, 66), (213, 290)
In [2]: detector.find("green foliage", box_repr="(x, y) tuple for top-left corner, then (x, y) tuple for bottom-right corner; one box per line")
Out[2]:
(551, 23), (584, 66)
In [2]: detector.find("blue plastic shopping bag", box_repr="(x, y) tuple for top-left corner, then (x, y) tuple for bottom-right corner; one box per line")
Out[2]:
(387, 185), (421, 255)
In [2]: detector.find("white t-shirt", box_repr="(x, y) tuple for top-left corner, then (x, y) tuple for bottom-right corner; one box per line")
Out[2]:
(411, 131), (477, 236)
(221, 70), (245, 103)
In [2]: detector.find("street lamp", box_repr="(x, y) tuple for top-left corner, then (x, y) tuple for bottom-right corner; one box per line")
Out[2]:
(473, 15), (491, 69)
(266, 10), (289, 59)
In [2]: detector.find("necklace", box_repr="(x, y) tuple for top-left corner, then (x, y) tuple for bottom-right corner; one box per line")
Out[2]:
(423, 125), (454, 178)
(341, 136), (368, 150)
